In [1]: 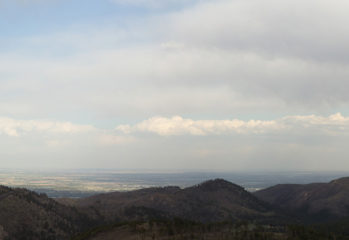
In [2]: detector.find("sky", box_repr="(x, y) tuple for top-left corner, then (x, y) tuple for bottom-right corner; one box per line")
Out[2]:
(1, 0), (349, 171)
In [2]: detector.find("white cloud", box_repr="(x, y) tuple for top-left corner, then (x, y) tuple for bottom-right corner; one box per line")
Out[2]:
(3, 113), (347, 140)
(116, 113), (349, 136)
(0, 117), (95, 137)
(0, 114), (348, 170)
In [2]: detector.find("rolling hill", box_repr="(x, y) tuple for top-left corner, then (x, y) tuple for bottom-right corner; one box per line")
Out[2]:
(254, 177), (349, 222)
(1, 177), (349, 239)
(73, 179), (278, 223)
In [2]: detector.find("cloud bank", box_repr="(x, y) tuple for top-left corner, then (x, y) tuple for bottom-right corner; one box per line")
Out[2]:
(0, 117), (94, 137)
(116, 113), (349, 136)
(2, 113), (347, 139)
(0, 113), (348, 170)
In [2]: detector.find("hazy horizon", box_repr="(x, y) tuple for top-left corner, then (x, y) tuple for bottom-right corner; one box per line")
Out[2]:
(1, 168), (348, 197)
(1, 0), (349, 171)
(2, 167), (349, 174)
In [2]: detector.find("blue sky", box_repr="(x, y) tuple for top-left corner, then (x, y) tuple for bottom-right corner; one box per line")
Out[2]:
(0, 0), (194, 39)
(0, 1), (147, 54)
(1, 0), (349, 171)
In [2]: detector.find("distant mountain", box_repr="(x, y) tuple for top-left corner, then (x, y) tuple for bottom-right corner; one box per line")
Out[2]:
(0, 185), (95, 240)
(74, 179), (278, 223)
(254, 177), (349, 222)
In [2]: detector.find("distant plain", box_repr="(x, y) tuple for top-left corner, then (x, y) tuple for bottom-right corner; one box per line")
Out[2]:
(0, 169), (348, 198)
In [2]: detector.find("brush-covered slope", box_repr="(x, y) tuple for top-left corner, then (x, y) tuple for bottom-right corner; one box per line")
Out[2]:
(0, 185), (94, 240)
(72, 220), (295, 240)
(74, 179), (276, 223)
(254, 177), (349, 221)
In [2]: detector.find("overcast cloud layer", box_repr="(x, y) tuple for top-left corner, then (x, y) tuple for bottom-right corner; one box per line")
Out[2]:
(0, 0), (349, 171)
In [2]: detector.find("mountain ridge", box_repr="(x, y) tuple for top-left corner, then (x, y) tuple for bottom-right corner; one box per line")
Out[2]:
(254, 176), (349, 222)
(72, 178), (277, 223)
(0, 177), (349, 239)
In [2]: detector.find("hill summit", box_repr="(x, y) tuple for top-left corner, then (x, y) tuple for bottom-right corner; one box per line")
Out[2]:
(74, 178), (276, 223)
(194, 178), (245, 192)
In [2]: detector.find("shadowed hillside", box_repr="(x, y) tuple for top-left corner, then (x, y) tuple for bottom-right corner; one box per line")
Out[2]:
(0, 185), (96, 240)
(254, 177), (349, 222)
(1, 177), (349, 239)
(73, 179), (278, 223)
(72, 219), (346, 240)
